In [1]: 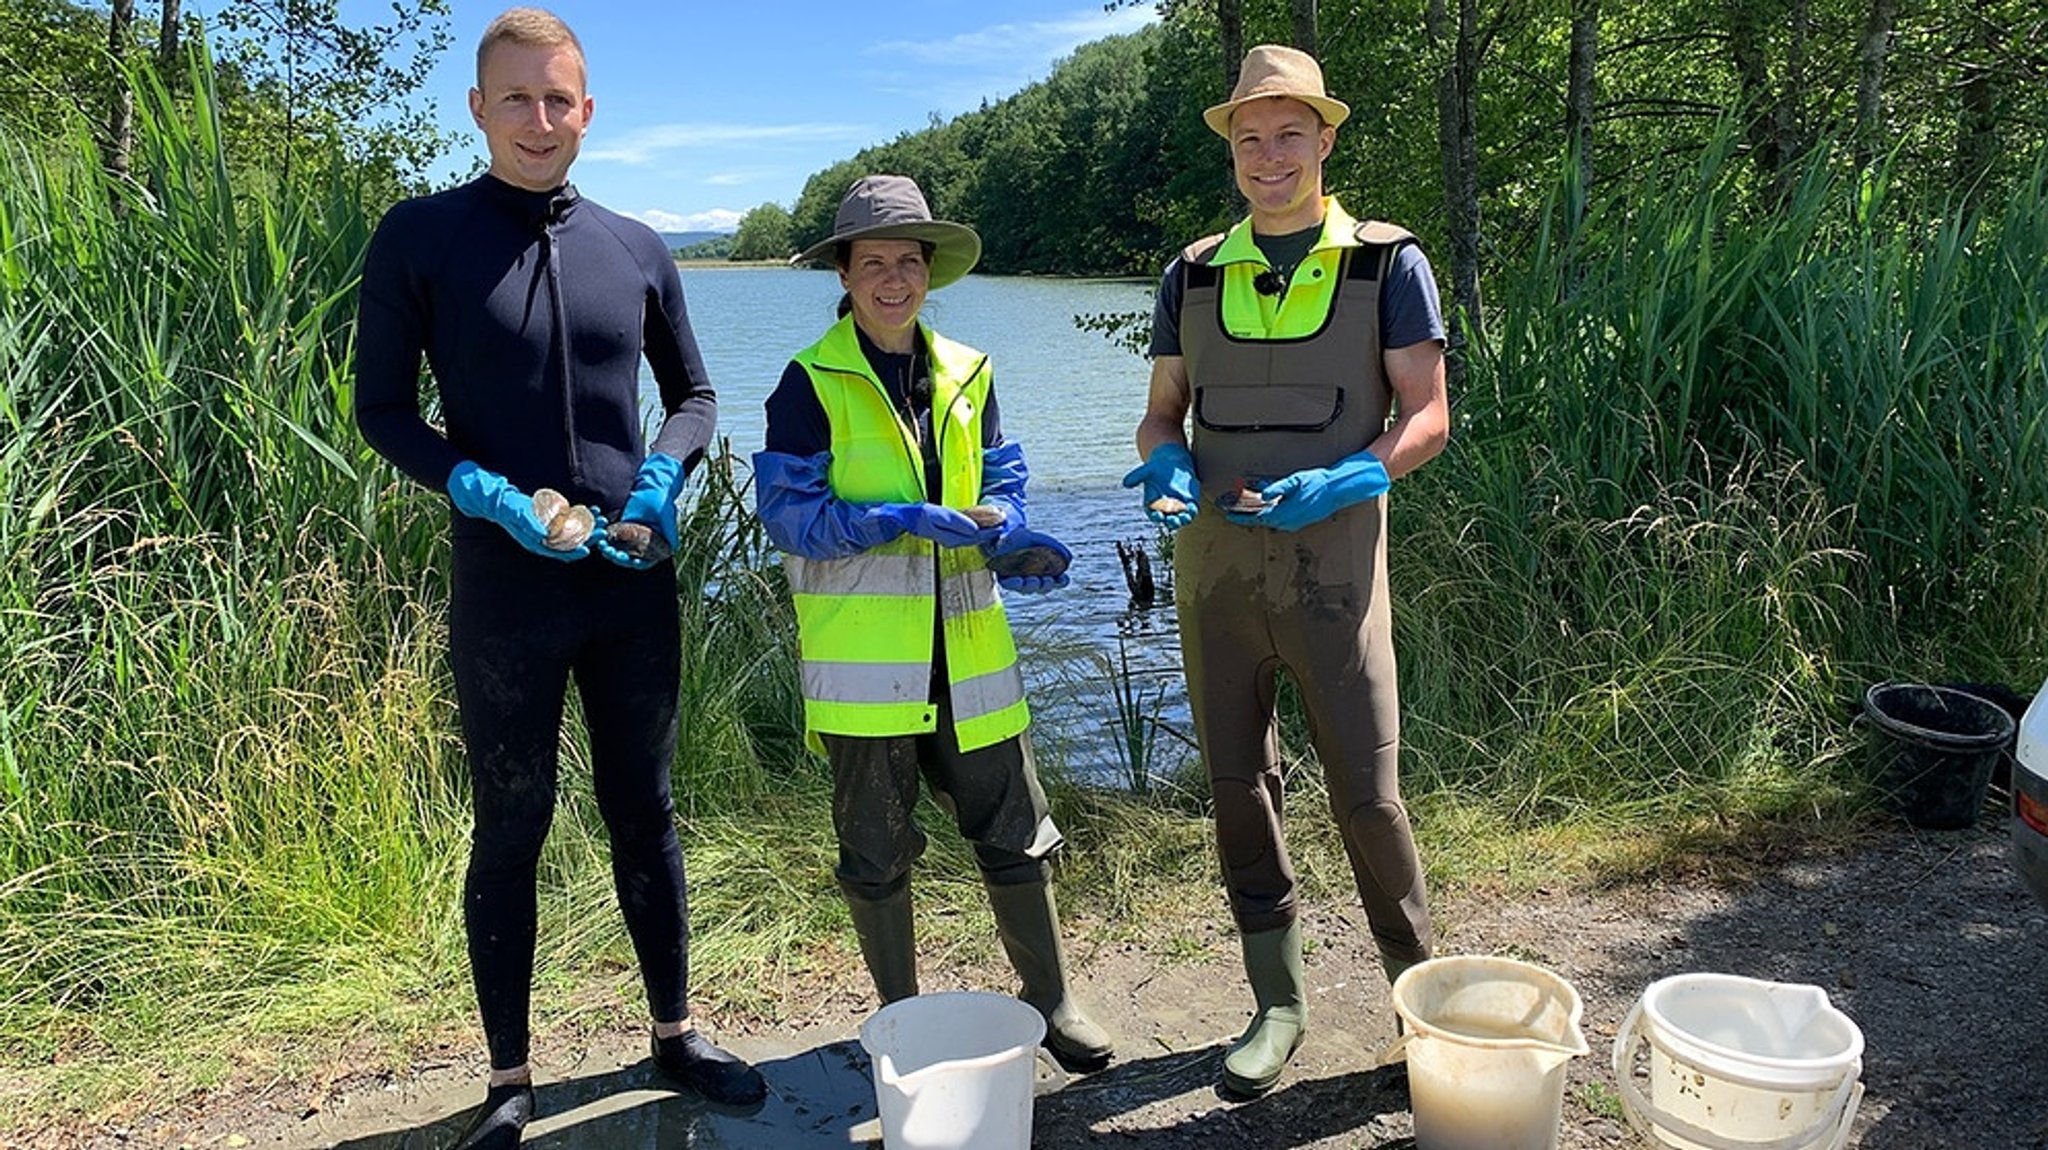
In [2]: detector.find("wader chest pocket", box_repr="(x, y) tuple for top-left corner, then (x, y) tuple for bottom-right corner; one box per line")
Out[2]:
(1196, 385), (1344, 434)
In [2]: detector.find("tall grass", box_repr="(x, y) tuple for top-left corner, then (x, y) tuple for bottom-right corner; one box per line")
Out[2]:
(1381, 133), (2048, 868)
(0, 51), (822, 1120)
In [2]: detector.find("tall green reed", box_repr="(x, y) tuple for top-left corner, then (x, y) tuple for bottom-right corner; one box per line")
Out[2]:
(1395, 130), (2048, 843)
(0, 45), (816, 1102)
(1470, 128), (2047, 624)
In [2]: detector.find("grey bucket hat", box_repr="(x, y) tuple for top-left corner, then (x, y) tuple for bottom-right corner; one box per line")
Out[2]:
(793, 174), (982, 289)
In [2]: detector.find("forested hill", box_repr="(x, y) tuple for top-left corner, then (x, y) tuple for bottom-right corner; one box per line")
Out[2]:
(728, 1), (2045, 283)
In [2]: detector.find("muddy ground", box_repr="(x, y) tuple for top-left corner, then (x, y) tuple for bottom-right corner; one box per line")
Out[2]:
(29, 818), (2048, 1149)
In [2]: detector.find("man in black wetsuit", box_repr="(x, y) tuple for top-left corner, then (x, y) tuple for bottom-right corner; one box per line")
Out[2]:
(353, 8), (765, 1145)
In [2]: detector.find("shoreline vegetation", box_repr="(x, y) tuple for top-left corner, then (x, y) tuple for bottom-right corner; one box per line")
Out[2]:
(3, 14), (2044, 1138)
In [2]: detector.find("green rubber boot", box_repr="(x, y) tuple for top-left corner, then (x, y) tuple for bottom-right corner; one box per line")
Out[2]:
(843, 883), (919, 1004)
(985, 879), (1116, 1071)
(1221, 921), (1306, 1096)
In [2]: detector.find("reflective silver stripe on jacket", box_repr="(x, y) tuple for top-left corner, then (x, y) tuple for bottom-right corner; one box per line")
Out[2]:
(951, 663), (1027, 724)
(786, 550), (931, 598)
(940, 567), (1001, 617)
(801, 660), (929, 705)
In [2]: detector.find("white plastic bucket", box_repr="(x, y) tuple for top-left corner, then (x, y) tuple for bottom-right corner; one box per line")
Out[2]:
(1391, 956), (1592, 1150)
(858, 991), (1044, 1150)
(1613, 973), (1865, 1150)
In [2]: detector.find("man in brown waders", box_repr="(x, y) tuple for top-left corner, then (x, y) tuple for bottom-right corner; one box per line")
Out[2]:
(1123, 44), (1450, 1097)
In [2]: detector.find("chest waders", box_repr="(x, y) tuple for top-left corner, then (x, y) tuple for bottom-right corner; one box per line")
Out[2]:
(787, 318), (1115, 1071)
(1175, 210), (1435, 1095)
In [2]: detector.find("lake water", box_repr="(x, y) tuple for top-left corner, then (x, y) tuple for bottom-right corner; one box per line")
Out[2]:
(665, 265), (1196, 786)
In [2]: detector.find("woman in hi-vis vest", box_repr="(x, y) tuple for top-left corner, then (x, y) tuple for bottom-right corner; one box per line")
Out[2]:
(751, 175), (1114, 1073)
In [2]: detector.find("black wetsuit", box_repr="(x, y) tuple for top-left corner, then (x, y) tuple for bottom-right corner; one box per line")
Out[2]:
(355, 174), (715, 1071)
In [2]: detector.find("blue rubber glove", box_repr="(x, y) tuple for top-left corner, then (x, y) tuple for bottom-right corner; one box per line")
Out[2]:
(753, 450), (911, 560)
(1000, 574), (1065, 594)
(595, 452), (685, 570)
(446, 460), (587, 561)
(881, 503), (1002, 549)
(984, 528), (1072, 593)
(1121, 443), (1200, 531)
(1226, 449), (1390, 532)
(978, 440), (1030, 533)
(619, 452), (687, 549)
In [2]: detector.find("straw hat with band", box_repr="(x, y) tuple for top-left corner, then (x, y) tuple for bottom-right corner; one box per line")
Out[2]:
(1203, 45), (1351, 138)
(793, 174), (981, 289)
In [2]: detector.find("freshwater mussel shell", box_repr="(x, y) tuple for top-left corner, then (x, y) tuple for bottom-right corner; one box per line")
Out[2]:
(1218, 485), (1280, 513)
(963, 504), (1006, 529)
(986, 544), (1070, 580)
(532, 488), (594, 550)
(606, 521), (672, 564)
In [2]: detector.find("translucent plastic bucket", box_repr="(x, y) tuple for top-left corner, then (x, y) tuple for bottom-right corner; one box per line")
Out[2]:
(858, 991), (1044, 1150)
(1614, 973), (1864, 1150)
(1391, 956), (1591, 1150)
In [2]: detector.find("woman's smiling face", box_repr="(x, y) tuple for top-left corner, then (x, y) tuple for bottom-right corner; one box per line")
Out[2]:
(839, 239), (931, 352)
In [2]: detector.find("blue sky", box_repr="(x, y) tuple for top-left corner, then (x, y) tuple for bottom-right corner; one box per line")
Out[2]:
(397, 1), (1158, 233)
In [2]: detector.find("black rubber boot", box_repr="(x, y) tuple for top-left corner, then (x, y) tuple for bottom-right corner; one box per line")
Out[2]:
(650, 1028), (768, 1107)
(450, 1082), (533, 1149)
(842, 882), (919, 1004)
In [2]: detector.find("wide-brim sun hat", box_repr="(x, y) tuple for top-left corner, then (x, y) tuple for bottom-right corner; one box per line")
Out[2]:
(1203, 44), (1351, 138)
(793, 174), (982, 289)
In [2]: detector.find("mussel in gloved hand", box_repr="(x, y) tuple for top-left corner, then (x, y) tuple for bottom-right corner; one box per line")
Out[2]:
(532, 488), (595, 551)
(963, 504), (1006, 529)
(1218, 479), (1279, 514)
(984, 528), (1073, 580)
(606, 521), (672, 564)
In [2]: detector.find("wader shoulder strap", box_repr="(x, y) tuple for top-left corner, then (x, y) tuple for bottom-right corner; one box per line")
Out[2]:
(1180, 233), (1228, 292)
(1347, 219), (1418, 282)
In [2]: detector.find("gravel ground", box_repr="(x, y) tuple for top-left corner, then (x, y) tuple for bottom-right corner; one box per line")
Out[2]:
(23, 817), (2047, 1149)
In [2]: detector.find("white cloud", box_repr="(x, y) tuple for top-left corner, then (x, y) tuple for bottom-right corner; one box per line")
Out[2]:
(868, 7), (1155, 66)
(584, 122), (874, 166)
(627, 208), (745, 234)
(703, 169), (777, 187)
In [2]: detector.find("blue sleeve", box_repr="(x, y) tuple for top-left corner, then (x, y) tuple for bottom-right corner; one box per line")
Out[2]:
(1146, 260), (1184, 358)
(980, 439), (1028, 528)
(1380, 244), (1446, 350)
(753, 449), (903, 560)
(763, 360), (831, 456)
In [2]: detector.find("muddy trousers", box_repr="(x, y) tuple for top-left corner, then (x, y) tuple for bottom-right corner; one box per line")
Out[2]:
(450, 531), (692, 1072)
(1173, 508), (1432, 966)
(822, 679), (1063, 902)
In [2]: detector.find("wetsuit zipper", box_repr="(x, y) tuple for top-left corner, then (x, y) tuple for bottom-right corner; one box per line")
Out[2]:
(543, 207), (583, 485)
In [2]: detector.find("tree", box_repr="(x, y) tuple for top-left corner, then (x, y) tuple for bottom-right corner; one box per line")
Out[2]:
(157, 0), (181, 87)
(1567, 0), (1598, 221)
(1292, 0), (1318, 54)
(1427, 0), (1485, 386)
(103, 0), (135, 182)
(1853, 0), (1896, 172)
(730, 203), (794, 262)
(211, 0), (453, 185)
